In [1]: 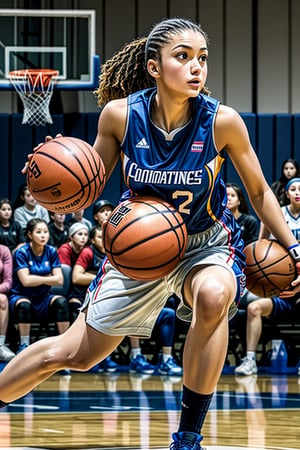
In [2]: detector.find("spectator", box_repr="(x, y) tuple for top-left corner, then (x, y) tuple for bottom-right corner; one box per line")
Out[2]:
(68, 224), (103, 322)
(0, 244), (15, 362)
(57, 222), (89, 268)
(235, 177), (300, 375)
(0, 197), (25, 253)
(92, 199), (115, 226)
(226, 183), (259, 246)
(9, 218), (70, 353)
(271, 158), (300, 206)
(48, 212), (70, 249)
(13, 184), (50, 232)
(68, 209), (93, 230)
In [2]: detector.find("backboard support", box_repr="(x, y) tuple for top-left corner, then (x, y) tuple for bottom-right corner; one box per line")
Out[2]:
(0, 9), (99, 90)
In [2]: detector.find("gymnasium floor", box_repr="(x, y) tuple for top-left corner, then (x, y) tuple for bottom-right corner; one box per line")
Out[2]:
(0, 371), (299, 450)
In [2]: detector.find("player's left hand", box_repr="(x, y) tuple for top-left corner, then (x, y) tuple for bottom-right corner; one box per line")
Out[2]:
(280, 261), (300, 298)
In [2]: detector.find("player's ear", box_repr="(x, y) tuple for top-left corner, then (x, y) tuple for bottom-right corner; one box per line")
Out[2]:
(147, 59), (160, 79)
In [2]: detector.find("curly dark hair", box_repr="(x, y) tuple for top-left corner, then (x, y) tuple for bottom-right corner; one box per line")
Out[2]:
(95, 18), (210, 106)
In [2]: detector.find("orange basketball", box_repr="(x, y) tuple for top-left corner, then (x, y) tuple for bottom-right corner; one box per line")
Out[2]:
(26, 136), (106, 213)
(103, 196), (188, 281)
(244, 239), (296, 297)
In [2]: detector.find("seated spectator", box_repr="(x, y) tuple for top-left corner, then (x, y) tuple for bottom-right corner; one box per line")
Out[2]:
(92, 199), (115, 226)
(48, 212), (70, 249)
(226, 182), (258, 246)
(271, 158), (300, 206)
(9, 219), (70, 353)
(235, 177), (300, 375)
(68, 209), (93, 230)
(68, 225), (103, 322)
(13, 184), (50, 232)
(0, 244), (15, 362)
(57, 222), (89, 269)
(0, 197), (25, 253)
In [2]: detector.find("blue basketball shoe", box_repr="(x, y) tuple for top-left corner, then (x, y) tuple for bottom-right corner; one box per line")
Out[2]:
(169, 432), (204, 450)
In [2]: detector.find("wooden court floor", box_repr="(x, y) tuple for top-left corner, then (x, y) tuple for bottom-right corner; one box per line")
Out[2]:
(0, 371), (299, 450)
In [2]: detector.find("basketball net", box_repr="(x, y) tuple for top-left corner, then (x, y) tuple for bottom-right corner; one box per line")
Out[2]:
(9, 69), (59, 126)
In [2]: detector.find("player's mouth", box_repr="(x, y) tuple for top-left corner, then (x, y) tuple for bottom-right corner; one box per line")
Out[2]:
(188, 78), (201, 88)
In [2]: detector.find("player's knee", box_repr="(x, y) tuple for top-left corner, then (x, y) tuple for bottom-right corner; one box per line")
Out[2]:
(194, 278), (230, 321)
(38, 336), (94, 372)
(247, 300), (265, 320)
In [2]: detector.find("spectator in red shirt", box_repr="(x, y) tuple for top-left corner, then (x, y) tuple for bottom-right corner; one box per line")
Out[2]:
(57, 223), (89, 268)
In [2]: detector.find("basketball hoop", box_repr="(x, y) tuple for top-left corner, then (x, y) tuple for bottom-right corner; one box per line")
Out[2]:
(9, 69), (59, 126)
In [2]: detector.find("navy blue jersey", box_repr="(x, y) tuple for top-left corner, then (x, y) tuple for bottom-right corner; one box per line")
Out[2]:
(121, 88), (227, 234)
(10, 243), (61, 298)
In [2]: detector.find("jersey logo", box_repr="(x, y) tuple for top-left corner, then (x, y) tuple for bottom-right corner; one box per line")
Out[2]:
(191, 141), (204, 152)
(136, 138), (150, 149)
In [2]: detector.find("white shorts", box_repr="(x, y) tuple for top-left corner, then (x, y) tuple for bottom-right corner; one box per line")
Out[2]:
(82, 218), (245, 337)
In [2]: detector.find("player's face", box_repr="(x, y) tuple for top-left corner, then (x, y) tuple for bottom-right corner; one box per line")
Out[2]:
(0, 202), (12, 222)
(94, 206), (113, 225)
(226, 187), (240, 211)
(29, 223), (49, 246)
(286, 182), (300, 206)
(72, 229), (89, 248)
(92, 228), (105, 253)
(283, 162), (297, 179)
(153, 30), (208, 98)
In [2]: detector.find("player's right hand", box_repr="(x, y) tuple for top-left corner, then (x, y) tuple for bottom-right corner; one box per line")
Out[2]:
(21, 134), (62, 174)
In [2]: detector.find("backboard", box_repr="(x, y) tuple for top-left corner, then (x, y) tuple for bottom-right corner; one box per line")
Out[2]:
(0, 9), (99, 90)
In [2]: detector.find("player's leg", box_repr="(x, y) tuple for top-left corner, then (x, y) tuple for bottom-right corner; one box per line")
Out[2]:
(246, 297), (273, 351)
(0, 311), (123, 403)
(170, 264), (236, 449)
(183, 265), (236, 392)
(234, 297), (273, 376)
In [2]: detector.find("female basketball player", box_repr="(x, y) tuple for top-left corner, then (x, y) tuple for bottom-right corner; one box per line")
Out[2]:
(1, 18), (300, 450)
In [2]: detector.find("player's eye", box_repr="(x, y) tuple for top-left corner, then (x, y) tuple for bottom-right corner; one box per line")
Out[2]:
(176, 52), (188, 60)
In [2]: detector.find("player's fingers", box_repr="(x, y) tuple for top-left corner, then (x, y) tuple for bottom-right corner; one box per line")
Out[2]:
(21, 160), (30, 174)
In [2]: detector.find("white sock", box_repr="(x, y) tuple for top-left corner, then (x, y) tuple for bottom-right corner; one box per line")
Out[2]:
(162, 353), (171, 363)
(0, 336), (5, 346)
(246, 351), (256, 361)
(20, 336), (30, 346)
(131, 347), (141, 359)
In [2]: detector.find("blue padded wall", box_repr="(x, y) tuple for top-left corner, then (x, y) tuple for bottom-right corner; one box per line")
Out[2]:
(1, 112), (299, 222)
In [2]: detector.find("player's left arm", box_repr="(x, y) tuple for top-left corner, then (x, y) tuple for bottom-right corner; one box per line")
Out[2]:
(215, 105), (300, 293)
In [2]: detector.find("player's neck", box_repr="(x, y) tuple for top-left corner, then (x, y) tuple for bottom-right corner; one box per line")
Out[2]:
(151, 94), (192, 133)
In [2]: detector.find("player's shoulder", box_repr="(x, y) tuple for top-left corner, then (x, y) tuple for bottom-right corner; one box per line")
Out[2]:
(216, 103), (247, 134)
(102, 98), (127, 119)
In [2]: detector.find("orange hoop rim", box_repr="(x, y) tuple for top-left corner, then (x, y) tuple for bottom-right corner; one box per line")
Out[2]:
(9, 68), (59, 78)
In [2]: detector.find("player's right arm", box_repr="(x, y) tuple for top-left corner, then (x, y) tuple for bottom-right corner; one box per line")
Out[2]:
(93, 98), (127, 181)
